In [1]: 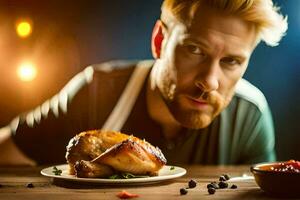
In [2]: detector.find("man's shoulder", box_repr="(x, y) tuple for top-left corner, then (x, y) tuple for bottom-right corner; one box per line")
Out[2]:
(234, 78), (269, 113)
(57, 60), (150, 107)
(92, 60), (138, 73)
(80, 59), (153, 80)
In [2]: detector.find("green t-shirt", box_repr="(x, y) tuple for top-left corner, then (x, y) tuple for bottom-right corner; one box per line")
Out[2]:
(154, 79), (276, 165)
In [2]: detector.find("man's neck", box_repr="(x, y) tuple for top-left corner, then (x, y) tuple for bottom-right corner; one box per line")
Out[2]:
(146, 78), (182, 141)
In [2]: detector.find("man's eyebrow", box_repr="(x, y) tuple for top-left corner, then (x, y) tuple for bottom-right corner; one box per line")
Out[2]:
(183, 37), (249, 60)
(224, 52), (248, 62)
(182, 38), (212, 52)
(227, 54), (246, 60)
(182, 38), (209, 48)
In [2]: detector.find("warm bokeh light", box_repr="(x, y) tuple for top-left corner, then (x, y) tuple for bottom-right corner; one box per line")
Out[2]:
(16, 21), (32, 38)
(17, 62), (37, 82)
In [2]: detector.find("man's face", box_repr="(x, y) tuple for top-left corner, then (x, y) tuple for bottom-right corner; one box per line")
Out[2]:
(154, 6), (257, 129)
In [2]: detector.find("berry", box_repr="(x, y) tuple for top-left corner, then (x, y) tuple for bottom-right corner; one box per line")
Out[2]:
(223, 174), (230, 180)
(231, 184), (237, 189)
(218, 181), (228, 189)
(207, 182), (219, 189)
(26, 183), (34, 188)
(188, 179), (197, 188)
(208, 187), (216, 194)
(180, 188), (188, 195)
(219, 175), (227, 182)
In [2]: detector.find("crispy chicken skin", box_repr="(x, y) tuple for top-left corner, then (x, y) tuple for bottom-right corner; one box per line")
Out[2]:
(66, 130), (167, 178)
(74, 160), (114, 178)
(98, 138), (166, 176)
(65, 130), (129, 174)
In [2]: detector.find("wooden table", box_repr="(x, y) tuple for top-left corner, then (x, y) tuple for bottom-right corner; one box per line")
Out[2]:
(0, 165), (285, 200)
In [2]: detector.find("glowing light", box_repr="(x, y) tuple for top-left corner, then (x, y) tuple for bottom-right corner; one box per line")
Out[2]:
(16, 21), (32, 38)
(17, 62), (37, 82)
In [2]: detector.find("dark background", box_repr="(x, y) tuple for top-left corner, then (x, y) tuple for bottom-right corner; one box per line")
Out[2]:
(0, 0), (299, 161)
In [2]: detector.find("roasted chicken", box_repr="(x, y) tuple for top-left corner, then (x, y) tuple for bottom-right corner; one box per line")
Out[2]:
(65, 130), (129, 175)
(65, 130), (167, 178)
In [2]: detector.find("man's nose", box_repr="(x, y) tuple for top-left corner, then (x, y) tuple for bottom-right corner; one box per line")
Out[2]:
(194, 61), (219, 92)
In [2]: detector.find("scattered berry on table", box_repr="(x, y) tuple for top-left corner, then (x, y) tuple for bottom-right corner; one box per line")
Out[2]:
(188, 179), (197, 188)
(180, 188), (188, 195)
(231, 184), (238, 189)
(26, 183), (34, 188)
(219, 175), (227, 182)
(218, 181), (228, 189)
(223, 174), (230, 180)
(207, 182), (219, 189)
(208, 187), (216, 195)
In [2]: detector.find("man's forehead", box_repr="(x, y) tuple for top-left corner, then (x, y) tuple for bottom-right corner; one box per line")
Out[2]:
(167, 7), (257, 51)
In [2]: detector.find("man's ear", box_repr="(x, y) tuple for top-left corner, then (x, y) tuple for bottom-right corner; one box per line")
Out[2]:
(151, 20), (164, 59)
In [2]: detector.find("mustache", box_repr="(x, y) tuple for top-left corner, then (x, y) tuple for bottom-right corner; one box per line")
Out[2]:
(187, 89), (219, 104)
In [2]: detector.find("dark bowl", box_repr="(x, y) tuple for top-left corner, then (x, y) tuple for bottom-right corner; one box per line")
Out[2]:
(251, 161), (300, 198)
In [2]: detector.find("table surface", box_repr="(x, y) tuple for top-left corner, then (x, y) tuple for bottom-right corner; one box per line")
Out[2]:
(0, 165), (287, 200)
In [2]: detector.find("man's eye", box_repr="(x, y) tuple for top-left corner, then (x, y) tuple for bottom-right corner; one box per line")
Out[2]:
(186, 45), (204, 55)
(221, 57), (240, 66)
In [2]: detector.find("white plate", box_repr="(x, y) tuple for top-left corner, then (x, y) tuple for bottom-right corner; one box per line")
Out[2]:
(41, 164), (186, 185)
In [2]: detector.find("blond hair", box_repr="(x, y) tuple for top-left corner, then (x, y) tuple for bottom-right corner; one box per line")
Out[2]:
(161, 0), (288, 46)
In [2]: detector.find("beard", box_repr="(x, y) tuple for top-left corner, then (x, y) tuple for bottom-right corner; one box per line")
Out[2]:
(162, 86), (234, 129)
(171, 106), (213, 129)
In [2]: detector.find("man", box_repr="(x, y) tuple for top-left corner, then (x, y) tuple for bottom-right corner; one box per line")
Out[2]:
(0, 0), (287, 165)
